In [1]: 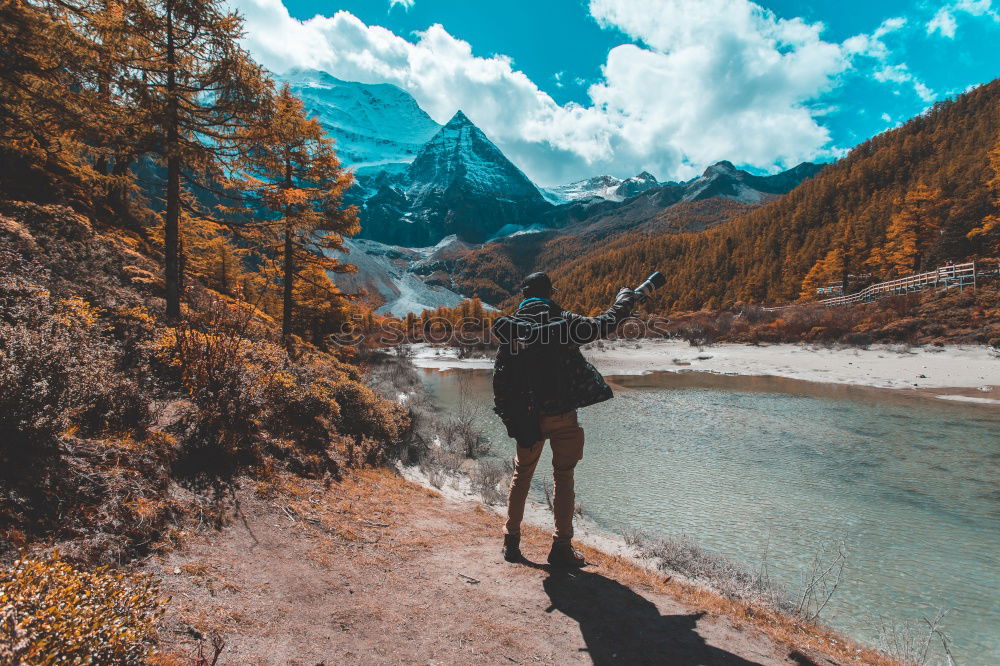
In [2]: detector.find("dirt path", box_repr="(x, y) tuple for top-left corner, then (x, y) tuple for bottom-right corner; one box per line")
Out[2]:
(148, 470), (849, 665)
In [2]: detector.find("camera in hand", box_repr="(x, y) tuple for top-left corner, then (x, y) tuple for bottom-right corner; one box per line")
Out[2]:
(635, 271), (666, 300)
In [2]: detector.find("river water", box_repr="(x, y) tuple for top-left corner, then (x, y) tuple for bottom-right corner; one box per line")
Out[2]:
(418, 368), (1000, 664)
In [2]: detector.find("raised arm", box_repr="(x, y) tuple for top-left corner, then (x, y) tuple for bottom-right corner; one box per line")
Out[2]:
(562, 288), (640, 344)
(513, 288), (639, 348)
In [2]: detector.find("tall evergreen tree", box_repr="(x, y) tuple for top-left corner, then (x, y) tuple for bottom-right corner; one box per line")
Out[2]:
(124, 0), (268, 319)
(967, 137), (1000, 255)
(869, 184), (945, 275)
(237, 83), (359, 343)
(0, 0), (112, 202)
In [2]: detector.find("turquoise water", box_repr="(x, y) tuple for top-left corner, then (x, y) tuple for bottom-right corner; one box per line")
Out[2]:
(419, 369), (1000, 664)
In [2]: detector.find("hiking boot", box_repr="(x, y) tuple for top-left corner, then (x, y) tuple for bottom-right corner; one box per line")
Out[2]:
(547, 541), (586, 568)
(502, 534), (522, 563)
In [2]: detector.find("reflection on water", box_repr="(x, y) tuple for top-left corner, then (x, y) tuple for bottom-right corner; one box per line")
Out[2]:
(420, 368), (1000, 664)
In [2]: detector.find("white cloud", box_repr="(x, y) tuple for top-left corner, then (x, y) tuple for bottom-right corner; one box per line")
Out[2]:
(874, 64), (936, 102)
(927, 9), (958, 38)
(580, 0), (854, 177)
(841, 17), (936, 104)
(928, 1), (999, 38)
(842, 17), (906, 59)
(388, 0), (414, 10)
(230, 0), (920, 185)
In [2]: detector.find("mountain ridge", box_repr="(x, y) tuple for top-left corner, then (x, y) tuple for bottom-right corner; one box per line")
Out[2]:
(541, 161), (824, 233)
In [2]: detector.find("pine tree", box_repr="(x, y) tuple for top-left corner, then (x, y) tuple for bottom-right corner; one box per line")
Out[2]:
(124, 0), (269, 319)
(800, 246), (841, 299)
(0, 0), (114, 202)
(800, 218), (859, 299)
(237, 83), (359, 343)
(967, 138), (1000, 255)
(869, 184), (945, 276)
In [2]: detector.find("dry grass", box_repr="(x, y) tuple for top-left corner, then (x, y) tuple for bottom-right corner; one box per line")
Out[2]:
(254, 468), (442, 551)
(470, 459), (513, 506)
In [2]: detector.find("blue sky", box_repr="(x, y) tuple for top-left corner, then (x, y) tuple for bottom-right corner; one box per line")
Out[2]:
(233, 0), (1000, 185)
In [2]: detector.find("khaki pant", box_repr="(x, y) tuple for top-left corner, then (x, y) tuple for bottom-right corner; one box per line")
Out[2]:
(504, 410), (585, 544)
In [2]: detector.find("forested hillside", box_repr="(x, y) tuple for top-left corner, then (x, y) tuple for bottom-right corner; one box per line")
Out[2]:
(0, 0), (408, 626)
(452, 198), (755, 303)
(547, 81), (1000, 313)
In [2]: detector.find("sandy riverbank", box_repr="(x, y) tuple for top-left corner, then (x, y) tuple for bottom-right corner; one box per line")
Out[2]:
(410, 341), (1000, 403)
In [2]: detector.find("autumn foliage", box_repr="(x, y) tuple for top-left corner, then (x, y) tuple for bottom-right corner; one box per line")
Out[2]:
(515, 82), (999, 313)
(0, 555), (162, 664)
(0, 4), (412, 622)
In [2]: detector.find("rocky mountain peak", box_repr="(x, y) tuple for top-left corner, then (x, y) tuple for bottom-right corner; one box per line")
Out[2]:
(360, 109), (551, 246)
(614, 171), (661, 199)
(703, 160), (739, 177)
(444, 110), (472, 127)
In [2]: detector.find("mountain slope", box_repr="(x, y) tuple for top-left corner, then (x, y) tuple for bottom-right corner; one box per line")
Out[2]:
(324, 237), (469, 317)
(548, 80), (1000, 312)
(439, 161), (822, 305)
(358, 111), (552, 246)
(282, 68), (441, 174)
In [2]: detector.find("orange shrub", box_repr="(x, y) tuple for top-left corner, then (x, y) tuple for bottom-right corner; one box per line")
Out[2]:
(0, 555), (163, 664)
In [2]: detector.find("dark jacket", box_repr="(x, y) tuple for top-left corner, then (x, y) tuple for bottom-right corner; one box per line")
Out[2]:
(491, 294), (637, 446)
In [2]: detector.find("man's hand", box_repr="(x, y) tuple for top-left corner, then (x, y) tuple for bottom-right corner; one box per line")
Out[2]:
(616, 287), (645, 304)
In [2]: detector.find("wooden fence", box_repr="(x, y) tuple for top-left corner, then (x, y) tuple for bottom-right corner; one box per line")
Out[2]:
(818, 261), (977, 306)
(760, 260), (995, 312)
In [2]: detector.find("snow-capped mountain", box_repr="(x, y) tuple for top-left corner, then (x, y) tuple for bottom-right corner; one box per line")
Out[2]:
(544, 175), (625, 203)
(281, 68), (441, 176)
(614, 171), (660, 199)
(544, 171), (661, 203)
(679, 160), (823, 204)
(542, 161), (824, 231)
(359, 111), (552, 246)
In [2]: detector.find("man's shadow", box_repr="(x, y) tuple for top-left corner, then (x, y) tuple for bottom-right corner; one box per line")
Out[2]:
(541, 567), (763, 665)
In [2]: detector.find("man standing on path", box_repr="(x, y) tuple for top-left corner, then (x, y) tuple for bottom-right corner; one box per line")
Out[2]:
(491, 272), (641, 567)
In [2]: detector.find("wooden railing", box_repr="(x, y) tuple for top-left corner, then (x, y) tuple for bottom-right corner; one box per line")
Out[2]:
(818, 261), (977, 306)
(758, 260), (993, 312)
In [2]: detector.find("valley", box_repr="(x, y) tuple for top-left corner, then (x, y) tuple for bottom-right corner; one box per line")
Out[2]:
(2, 2), (998, 664)
(287, 66), (828, 312)
(288, 67), (997, 321)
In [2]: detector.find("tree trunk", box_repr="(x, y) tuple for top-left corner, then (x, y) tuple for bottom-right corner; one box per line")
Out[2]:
(282, 218), (294, 343)
(219, 243), (228, 294)
(94, 0), (111, 179)
(165, 160), (180, 318)
(164, 0), (181, 320)
(281, 154), (295, 344)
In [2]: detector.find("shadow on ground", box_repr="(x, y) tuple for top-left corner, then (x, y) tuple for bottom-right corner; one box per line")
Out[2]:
(543, 567), (763, 665)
